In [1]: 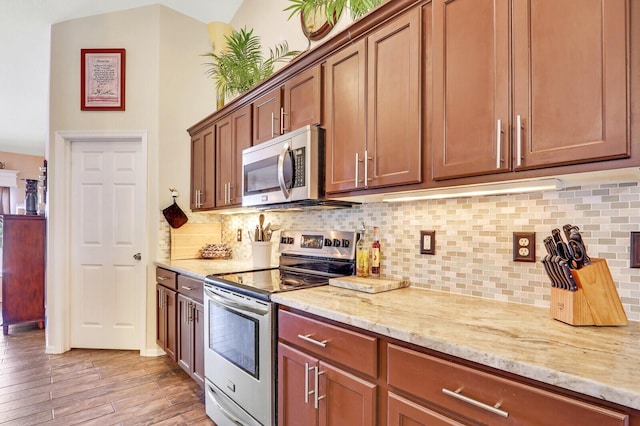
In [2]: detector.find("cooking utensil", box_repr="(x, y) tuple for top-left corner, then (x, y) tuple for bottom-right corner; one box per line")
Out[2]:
(259, 214), (265, 241)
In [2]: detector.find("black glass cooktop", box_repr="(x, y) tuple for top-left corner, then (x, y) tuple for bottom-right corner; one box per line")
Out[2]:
(206, 268), (330, 300)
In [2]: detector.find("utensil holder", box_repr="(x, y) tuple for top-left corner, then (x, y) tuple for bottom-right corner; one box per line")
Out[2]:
(550, 258), (627, 326)
(251, 241), (273, 268)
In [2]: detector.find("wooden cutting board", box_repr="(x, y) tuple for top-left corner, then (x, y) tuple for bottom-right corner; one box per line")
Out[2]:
(170, 223), (222, 260)
(329, 276), (408, 293)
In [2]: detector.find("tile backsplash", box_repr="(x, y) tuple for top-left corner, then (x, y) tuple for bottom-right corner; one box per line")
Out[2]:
(160, 180), (640, 322)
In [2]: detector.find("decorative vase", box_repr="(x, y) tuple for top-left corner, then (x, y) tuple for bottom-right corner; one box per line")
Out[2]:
(216, 90), (225, 110)
(25, 179), (38, 215)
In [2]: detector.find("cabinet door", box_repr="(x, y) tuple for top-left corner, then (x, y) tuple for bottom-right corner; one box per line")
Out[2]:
(231, 105), (252, 204)
(324, 39), (367, 193)
(278, 343), (318, 426)
(284, 65), (322, 132)
(367, 8), (422, 189)
(190, 125), (215, 210)
(318, 361), (377, 426)
(512, 0), (629, 169)
(192, 301), (205, 388)
(432, 0), (510, 180)
(254, 87), (283, 144)
(164, 288), (177, 361)
(156, 285), (166, 351)
(388, 392), (464, 426)
(177, 294), (192, 373)
(215, 115), (233, 207)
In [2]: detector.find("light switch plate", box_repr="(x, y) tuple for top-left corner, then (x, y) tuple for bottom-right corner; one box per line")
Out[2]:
(513, 232), (535, 262)
(420, 230), (435, 255)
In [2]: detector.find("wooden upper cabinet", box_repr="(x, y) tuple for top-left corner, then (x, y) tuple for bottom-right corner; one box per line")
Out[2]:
(432, 0), (511, 180)
(367, 7), (422, 188)
(325, 7), (422, 194)
(325, 39), (367, 193)
(283, 65), (323, 132)
(512, 0), (629, 169)
(190, 125), (215, 210)
(253, 87), (282, 145)
(216, 105), (252, 207)
(433, 0), (630, 181)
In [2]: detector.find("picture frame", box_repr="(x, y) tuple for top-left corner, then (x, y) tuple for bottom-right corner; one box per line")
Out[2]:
(420, 230), (436, 255)
(81, 48), (126, 111)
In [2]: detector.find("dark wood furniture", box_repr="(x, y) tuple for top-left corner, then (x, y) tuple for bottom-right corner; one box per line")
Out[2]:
(278, 307), (638, 425)
(1, 215), (46, 335)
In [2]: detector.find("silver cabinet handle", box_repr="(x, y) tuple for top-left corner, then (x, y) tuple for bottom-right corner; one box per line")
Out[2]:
(297, 334), (328, 348)
(271, 112), (275, 137)
(157, 276), (168, 281)
(314, 367), (325, 409)
(364, 149), (372, 188)
(442, 387), (509, 418)
(496, 119), (503, 169)
(280, 107), (287, 134)
(304, 362), (311, 404)
(181, 286), (194, 291)
(516, 114), (522, 167)
(355, 153), (362, 188)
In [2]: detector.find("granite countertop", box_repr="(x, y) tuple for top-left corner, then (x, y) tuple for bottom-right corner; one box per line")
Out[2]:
(271, 286), (640, 411)
(154, 259), (278, 280)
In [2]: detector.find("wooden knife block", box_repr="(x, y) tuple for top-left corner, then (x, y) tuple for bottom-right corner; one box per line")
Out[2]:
(550, 258), (627, 326)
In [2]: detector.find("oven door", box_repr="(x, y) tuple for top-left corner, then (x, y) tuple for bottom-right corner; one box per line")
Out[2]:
(203, 284), (274, 426)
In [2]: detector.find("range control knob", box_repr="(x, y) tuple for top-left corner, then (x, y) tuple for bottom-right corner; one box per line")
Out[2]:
(324, 238), (332, 247)
(280, 236), (287, 244)
(287, 237), (295, 244)
(333, 238), (341, 247)
(341, 239), (350, 248)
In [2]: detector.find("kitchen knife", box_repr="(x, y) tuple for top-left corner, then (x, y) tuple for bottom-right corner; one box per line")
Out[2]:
(543, 236), (566, 289)
(565, 225), (591, 268)
(558, 259), (578, 291)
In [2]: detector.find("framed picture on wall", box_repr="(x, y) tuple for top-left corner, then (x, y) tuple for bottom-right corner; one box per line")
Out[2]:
(81, 48), (126, 111)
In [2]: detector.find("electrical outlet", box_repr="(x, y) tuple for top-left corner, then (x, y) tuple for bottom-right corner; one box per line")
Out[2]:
(513, 232), (535, 262)
(237, 228), (242, 242)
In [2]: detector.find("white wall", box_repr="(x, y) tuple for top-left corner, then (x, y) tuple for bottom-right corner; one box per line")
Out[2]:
(48, 4), (214, 353)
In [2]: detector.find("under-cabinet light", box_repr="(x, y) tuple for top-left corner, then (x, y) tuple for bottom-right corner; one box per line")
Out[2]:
(382, 178), (563, 202)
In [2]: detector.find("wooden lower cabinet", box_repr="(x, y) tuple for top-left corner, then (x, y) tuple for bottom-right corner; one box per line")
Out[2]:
(278, 308), (636, 426)
(387, 392), (464, 426)
(156, 283), (177, 361)
(177, 294), (204, 388)
(278, 342), (377, 426)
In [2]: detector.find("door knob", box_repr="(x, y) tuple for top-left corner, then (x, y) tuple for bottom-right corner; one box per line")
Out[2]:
(133, 253), (142, 261)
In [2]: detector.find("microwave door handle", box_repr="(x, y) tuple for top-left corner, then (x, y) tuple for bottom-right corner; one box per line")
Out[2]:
(277, 142), (292, 199)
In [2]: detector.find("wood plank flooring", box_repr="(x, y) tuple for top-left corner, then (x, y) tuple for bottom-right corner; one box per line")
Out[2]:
(0, 321), (214, 425)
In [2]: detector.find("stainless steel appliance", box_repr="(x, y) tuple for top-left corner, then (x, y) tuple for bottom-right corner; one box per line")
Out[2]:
(203, 230), (357, 426)
(241, 125), (356, 210)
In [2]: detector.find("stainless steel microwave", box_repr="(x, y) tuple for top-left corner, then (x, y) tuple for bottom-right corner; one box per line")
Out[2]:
(242, 125), (324, 208)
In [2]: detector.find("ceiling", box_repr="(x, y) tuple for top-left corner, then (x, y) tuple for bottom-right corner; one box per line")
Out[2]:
(0, 0), (243, 157)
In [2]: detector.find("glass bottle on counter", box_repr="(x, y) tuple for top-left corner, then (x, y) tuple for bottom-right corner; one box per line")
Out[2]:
(371, 226), (381, 277)
(356, 226), (370, 277)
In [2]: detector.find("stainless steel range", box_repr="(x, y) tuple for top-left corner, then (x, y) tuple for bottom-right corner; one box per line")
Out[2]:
(203, 230), (357, 426)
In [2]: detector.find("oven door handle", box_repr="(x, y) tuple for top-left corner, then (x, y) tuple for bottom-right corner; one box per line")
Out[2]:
(205, 288), (270, 316)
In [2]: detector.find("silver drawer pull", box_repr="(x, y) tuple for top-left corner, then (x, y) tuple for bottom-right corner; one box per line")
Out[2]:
(442, 387), (509, 418)
(157, 276), (168, 281)
(297, 334), (328, 348)
(181, 286), (194, 291)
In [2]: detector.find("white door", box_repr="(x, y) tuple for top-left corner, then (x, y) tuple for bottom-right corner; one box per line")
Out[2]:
(70, 140), (145, 349)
